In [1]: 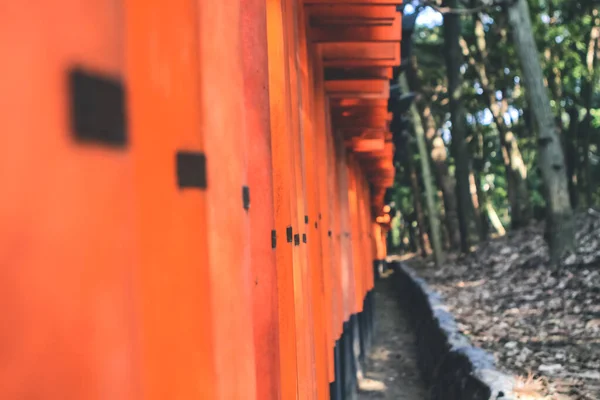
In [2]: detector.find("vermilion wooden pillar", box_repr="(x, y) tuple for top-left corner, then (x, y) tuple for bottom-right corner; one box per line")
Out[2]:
(284, 0), (317, 397)
(0, 3), (138, 399)
(336, 134), (356, 323)
(348, 158), (365, 315)
(312, 46), (337, 384)
(298, 6), (330, 395)
(197, 1), (258, 398)
(266, 1), (299, 398)
(358, 174), (374, 293)
(328, 118), (344, 342)
(125, 1), (218, 398)
(241, 0), (282, 398)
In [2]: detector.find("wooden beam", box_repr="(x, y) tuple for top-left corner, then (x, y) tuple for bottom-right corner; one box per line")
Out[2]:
(324, 66), (393, 80)
(304, 0), (403, 4)
(309, 9), (401, 43)
(319, 42), (401, 67)
(330, 105), (389, 119)
(333, 114), (388, 129)
(351, 137), (385, 152)
(338, 127), (387, 139)
(307, 4), (397, 23)
(330, 98), (388, 108)
(324, 79), (389, 98)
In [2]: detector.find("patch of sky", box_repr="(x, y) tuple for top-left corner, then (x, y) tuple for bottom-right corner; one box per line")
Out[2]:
(541, 14), (551, 24)
(403, 2), (443, 28)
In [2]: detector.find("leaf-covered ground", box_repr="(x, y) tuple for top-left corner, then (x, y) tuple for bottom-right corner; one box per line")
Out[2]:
(408, 211), (600, 400)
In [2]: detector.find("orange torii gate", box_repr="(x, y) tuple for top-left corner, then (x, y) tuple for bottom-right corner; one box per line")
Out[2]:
(0, 1), (401, 399)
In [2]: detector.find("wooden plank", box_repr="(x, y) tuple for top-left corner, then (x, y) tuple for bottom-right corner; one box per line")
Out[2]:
(1, 2), (138, 399)
(312, 46), (337, 383)
(241, 0), (282, 398)
(309, 10), (401, 43)
(307, 4), (397, 21)
(283, 0), (317, 396)
(266, 0), (299, 398)
(319, 41), (401, 67)
(297, 3), (330, 397)
(332, 113), (388, 129)
(327, 106), (345, 341)
(330, 104), (389, 120)
(305, 0), (403, 4)
(330, 97), (389, 108)
(347, 157), (364, 314)
(351, 137), (385, 152)
(196, 1), (259, 397)
(325, 66), (393, 80)
(324, 79), (389, 98)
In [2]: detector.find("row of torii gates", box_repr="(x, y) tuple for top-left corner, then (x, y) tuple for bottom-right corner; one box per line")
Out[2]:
(1, 1), (404, 399)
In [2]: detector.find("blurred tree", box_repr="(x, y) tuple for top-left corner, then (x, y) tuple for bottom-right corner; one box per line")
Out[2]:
(444, 0), (477, 253)
(506, 0), (574, 262)
(389, 0), (600, 261)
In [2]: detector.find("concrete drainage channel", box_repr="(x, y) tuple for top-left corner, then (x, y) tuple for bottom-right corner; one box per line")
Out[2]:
(330, 288), (376, 400)
(391, 262), (517, 400)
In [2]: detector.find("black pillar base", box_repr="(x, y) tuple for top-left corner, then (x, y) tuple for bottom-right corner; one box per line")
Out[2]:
(340, 320), (357, 400)
(373, 260), (381, 281)
(358, 309), (367, 366)
(330, 340), (342, 400)
(331, 265), (378, 399)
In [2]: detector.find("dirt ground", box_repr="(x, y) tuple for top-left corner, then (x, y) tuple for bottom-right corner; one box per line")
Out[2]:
(409, 211), (600, 400)
(357, 274), (428, 400)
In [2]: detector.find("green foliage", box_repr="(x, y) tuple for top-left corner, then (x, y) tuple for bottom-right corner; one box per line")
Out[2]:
(391, 0), (600, 249)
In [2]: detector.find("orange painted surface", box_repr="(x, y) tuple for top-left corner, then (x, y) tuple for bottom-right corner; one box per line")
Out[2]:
(336, 135), (357, 322)
(0, 3), (138, 399)
(266, 1), (299, 398)
(241, 0), (282, 398)
(1, 1), (401, 398)
(304, 0), (403, 4)
(328, 114), (345, 341)
(325, 79), (390, 99)
(348, 158), (363, 314)
(308, 4), (401, 43)
(196, 1), (259, 398)
(299, 15), (330, 396)
(284, 0), (317, 397)
(359, 176), (375, 292)
(319, 42), (401, 67)
(125, 0), (219, 398)
(312, 47), (336, 383)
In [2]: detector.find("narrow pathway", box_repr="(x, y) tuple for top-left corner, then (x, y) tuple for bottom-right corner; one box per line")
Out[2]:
(358, 274), (427, 399)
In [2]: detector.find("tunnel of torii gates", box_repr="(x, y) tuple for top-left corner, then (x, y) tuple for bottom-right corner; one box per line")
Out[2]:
(0, 1), (403, 399)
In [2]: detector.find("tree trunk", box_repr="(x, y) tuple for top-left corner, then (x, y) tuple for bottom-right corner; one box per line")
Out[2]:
(475, 174), (490, 240)
(472, 125), (490, 241)
(407, 213), (420, 254)
(506, 0), (574, 263)
(400, 73), (445, 266)
(444, 0), (475, 253)
(461, 20), (532, 229)
(581, 8), (600, 207)
(498, 92), (532, 229)
(486, 202), (506, 237)
(565, 106), (580, 208)
(469, 170), (485, 242)
(430, 126), (462, 249)
(403, 133), (432, 257)
(407, 58), (462, 249)
(437, 190), (452, 249)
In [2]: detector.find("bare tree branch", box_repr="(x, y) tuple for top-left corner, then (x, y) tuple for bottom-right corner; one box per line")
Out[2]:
(418, 0), (507, 15)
